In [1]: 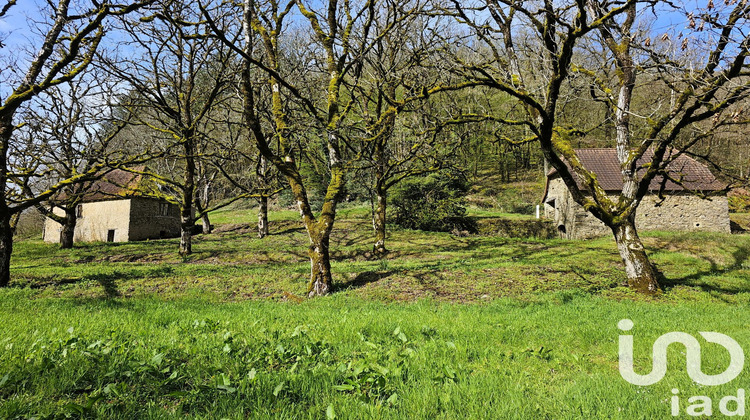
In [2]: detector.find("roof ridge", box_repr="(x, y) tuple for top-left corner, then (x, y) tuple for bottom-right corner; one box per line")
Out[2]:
(549, 148), (725, 192)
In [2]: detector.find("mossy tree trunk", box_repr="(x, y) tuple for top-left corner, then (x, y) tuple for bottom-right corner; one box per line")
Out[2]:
(258, 195), (269, 238)
(372, 135), (388, 256)
(60, 206), (77, 249)
(611, 216), (660, 293)
(257, 155), (270, 239)
(238, 0), (361, 296)
(201, 213), (211, 235)
(179, 213), (192, 256)
(179, 137), (196, 257)
(298, 164), (345, 297)
(307, 226), (333, 296)
(38, 198), (81, 249)
(0, 119), (12, 287)
(242, 65), (344, 295)
(597, 3), (660, 293)
(373, 184), (387, 256)
(0, 209), (11, 288)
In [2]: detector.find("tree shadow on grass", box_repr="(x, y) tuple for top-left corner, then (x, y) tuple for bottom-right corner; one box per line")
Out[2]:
(332, 270), (394, 293)
(21, 266), (175, 298)
(86, 272), (122, 297)
(657, 244), (750, 297)
(273, 227), (306, 236)
(21, 275), (120, 298)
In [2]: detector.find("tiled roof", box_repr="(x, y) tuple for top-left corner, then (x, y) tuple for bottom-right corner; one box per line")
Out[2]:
(549, 149), (726, 192)
(55, 167), (157, 203)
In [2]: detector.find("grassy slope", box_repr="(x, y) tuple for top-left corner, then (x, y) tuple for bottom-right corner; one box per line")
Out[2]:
(733, 212), (750, 231)
(10, 206), (749, 303)
(1, 206), (749, 418)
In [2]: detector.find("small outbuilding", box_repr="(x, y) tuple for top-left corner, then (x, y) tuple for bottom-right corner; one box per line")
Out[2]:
(43, 169), (181, 243)
(542, 149), (731, 239)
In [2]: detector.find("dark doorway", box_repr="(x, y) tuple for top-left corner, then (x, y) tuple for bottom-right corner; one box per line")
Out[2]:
(107, 230), (116, 242)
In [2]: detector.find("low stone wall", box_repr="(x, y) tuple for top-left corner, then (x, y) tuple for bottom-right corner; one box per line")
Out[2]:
(475, 218), (556, 239)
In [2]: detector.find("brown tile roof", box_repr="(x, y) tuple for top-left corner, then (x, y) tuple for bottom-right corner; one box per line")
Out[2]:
(58, 167), (160, 203)
(79, 169), (142, 202)
(549, 148), (726, 192)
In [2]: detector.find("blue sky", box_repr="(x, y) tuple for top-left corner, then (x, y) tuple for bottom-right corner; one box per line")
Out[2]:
(0, 0), (45, 47)
(0, 0), (739, 80)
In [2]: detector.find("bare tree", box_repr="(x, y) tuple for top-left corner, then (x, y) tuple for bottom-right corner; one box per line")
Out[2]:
(204, 0), (478, 294)
(0, 0), (150, 287)
(23, 75), (131, 248)
(102, 0), (238, 256)
(442, 0), (750, 293)
(216, 140), (285, 239)
(350, 1), (470, 255)
(204, 0), (382, 296)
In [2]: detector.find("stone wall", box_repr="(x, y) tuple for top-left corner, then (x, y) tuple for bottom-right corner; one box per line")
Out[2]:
(43, 199), (131, 243)
(128, 198), (181, 241)
(544, 176), (731, 239)
(543, 177), (597, 239)
(42, 211), (61, 243)
(43, 198), (181, 243)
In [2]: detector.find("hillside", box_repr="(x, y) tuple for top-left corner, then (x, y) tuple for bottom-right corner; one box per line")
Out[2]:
(10, 206), (750, 303)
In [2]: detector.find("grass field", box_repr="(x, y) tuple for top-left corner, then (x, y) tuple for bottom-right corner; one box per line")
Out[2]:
(1, 206), (749, 418)
(733, 212), (750, 231)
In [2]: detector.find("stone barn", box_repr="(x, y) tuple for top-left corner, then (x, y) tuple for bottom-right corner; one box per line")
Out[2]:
(542, 149), (731, 239)
(43, 169), (181, 243)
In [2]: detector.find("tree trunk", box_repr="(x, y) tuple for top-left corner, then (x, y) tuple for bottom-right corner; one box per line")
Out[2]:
(302, 165), (344, 297)
(180, 134), (196, 256)
(373, 187), (387, 256)
(0, 117), (13, 287)
(611, 217), (660, 293)
(179, 214), (192, 256)
(179, 183), (193, 256)
(0, 210), (12, 287)
(372, 132), (388, 256)
(201, 212), (212, 235)
(308, 231), (332, 297)
(258, 195), (269, 239)
(60, 207), (76, 249)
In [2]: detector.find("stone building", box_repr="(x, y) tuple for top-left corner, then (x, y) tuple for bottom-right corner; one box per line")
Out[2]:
(43, 169), (181, 243)
(542, 149), (730, 239)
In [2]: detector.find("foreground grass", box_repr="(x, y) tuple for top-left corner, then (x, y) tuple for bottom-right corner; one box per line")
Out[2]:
(2, 206), (749, 418)
(2, 293), (750, 419)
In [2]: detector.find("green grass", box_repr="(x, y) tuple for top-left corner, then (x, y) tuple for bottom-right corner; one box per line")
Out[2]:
(10, 207), (749, 303)
(1, 206), (750, 418)
(466, 207), (536, 220)
(3, 294), (750, 418)
(732, 212), (750, 231)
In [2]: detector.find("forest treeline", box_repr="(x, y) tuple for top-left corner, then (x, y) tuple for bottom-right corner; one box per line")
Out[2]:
(1, 0), (749, 295)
